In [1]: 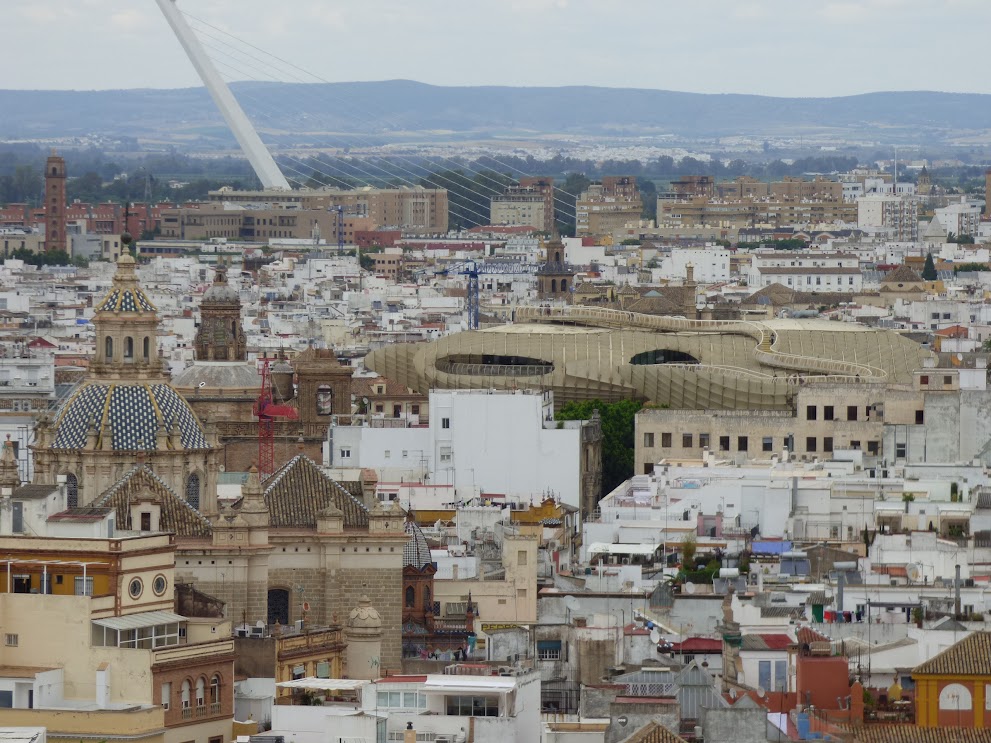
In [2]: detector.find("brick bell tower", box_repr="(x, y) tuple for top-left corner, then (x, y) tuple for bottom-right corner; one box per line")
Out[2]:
(45, 150), (67, 254)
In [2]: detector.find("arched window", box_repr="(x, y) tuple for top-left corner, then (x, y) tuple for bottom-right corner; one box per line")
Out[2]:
(267, 588), (290, 626)
(105, 337), (113, 362)
(316, 385), (334, 416)
(554, 250), (561, 263)
(180, 679), (191, 709)
(66, 473), (78, 509)
(185, 474), (201, 511)
(423, 585), (431, 612)
(405, 585), (415, 608)
(561, 279), (568, 293)
(939, 683), (973, 710)
(551, 279), (558, 293)
(143, 336), (150, 360)
(124, 337), (133, 360)
(195, 677), (206, 707)
(51, 166), (58, 176)
(209, 675), (221, 705)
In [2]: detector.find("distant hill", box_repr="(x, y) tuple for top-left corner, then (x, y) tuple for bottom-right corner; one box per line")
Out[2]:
(1, 80), (989, 146)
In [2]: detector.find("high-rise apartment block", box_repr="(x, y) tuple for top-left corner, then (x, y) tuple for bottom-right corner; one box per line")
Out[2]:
(575, 176), (642, 236)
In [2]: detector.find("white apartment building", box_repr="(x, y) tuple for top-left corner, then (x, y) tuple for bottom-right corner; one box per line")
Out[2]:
(857, 194), (919, 241)
(659, 247), (731, 282)
(327, 389), (597, 510)
(748, 250), (862, 291)
(935, 199), (983, 238)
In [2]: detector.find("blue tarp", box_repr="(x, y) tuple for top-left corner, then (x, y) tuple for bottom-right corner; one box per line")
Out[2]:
(751, 540), (792, 556)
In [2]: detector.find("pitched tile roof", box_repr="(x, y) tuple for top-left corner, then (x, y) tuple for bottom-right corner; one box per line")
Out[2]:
(94, 464), (212, 537)
(616, 721), (688, 743)
(854, 726), (991, 743)
(913, 632), (991, 676)
(263, 454), (368, 529)
(741, 634), (793, 651)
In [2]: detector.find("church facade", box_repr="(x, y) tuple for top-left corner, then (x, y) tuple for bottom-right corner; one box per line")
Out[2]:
(30, 250), (407, 671)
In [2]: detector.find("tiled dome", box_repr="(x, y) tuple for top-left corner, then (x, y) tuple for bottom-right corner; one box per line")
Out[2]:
(403, 518), (433, 569)
(51, 382), (209, 451)
(202, 281), (239, 304)
(95, 256), (156, 314)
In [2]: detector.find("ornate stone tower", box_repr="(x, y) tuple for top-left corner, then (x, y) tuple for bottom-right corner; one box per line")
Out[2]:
(195, 263), (247, 361)
(294, 348), (353, 428)
(346, 596), (383, 680)
(536, 235), (576, 300)
(44, 150), (67, 254)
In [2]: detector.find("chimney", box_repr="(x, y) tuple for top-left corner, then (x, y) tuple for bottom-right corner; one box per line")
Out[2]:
(404, 722), (416, 743)
(955, 564), (962, 618)
(837, 570), (845, 614)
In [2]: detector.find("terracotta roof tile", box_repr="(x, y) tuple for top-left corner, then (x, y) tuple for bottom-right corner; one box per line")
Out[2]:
(94, 465), (212, 537)
(913, 631), (991, 676)
(854, 726), (991, 743)
(263, 454), (369, 529)
(616, 720), (688, 743)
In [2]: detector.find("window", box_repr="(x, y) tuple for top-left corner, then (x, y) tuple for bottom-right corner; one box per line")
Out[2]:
(774, 660), (787, 692)
(105, 336), (113, 361)
(161, 681), (171, 710)
(915, 410), (924, 424)
(405, 586), (415, 607)
(440, 447), (452, 463)
(806, 437), (817, 453)
(719, 436), (730, 452)
(867, 441), (879, 455)
(446, 695), (499, 716)
(185, 474), (200, 511)
(129, 578), (143, 599)
(944, 376), (953, 385)
(0, 691), (11, 708)
(339, 447), (351, 459)
(210, 675), (220, 705)
(896, 443), (907, 459)
(824, 437), (833, 453)
(517, 588), (527, 600)
(11, 502), (22, 534)
(850, 440), (861, 450)
(762, 436), (773, 452)
(393, 405), (402, 418)
(758, 660), (771, 692)
(442, 417), (450, 429)
(143, 336), (150, 360)
(738, 436), (748, 452)
(806, 405), (816, 421)
(384, 450), (391, 459)
(195, 677), (206, 708)
(74, 576), (93, 596)
(518, 550), (528, 566)
(920, 375), (929, 385)
(124, 336), (134, 360)
(661, 432), (672, 448)
(699, 433), (710, 449)
(411, 405), (420, 416)
(538, 640), (562, 660)
(140, 512), (151, 531)
(316, 385), (334, 416)
(682, 433), (693, 448)
(644, 432), (654, 448)
(181, 680), (191, 709)
(824, 406), (834, 421)
(66, 473), (78, 508)
(4, 634), (17, 647)
(153, 575), (167, 596)
(374, 404), (384, 413)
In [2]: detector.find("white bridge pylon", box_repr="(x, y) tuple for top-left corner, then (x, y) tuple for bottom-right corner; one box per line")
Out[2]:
(155, 0), (291, 190)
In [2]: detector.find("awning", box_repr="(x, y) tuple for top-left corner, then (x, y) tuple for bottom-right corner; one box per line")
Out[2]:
(276, 678), (369, 692)
(588, 543), (659, 557)
(92, 610), (185, 631)
(420, 676), (516, 694)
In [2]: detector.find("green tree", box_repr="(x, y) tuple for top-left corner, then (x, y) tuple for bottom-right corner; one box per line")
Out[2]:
(555, 398), (643, 496)
(680, 534), (697, 567)
(922, 252), (938, 280)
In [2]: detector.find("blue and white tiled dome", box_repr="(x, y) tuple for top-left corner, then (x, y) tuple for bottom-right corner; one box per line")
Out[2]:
(403, 518), (433, 570)
(51, 382), (209, 451)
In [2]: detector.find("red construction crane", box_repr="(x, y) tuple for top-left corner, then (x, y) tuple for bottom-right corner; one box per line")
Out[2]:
(254, 358), (299, 480)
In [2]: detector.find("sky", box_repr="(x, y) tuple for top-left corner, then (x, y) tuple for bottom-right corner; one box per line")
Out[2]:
(6, 0), (991, 97)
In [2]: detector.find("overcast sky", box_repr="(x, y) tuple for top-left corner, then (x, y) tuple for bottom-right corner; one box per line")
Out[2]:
(6, 0), (991, 97)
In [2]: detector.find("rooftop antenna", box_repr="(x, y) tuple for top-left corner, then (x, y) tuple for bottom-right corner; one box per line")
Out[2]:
(155, 0), (291, 190)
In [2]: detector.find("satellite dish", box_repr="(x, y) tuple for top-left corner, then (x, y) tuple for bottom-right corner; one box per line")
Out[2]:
(957, 353), (964, 361)
(650, 629), (661, 644)
(684, 581), (697, 594)
(906, 563), (923, 583)
(565, 596), (580, 612)
(757, 687), (766, 698)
